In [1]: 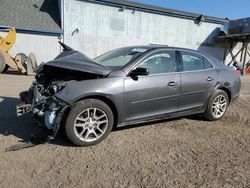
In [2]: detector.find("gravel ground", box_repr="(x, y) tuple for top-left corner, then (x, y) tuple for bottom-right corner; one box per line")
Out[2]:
(0, 73), (249, 188)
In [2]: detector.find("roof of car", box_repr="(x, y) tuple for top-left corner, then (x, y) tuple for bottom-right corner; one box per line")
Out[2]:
(122, 45), (199, 53)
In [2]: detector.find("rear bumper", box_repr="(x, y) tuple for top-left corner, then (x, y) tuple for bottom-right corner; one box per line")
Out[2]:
(228, 76), (241, 105)
(231, 93), (240, 104)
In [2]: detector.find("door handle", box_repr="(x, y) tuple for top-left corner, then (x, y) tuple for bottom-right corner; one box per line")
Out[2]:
(207, 77), (214, 81)
(168, 81), (177, 87)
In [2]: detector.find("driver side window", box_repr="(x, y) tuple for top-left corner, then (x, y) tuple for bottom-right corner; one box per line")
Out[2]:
(138, 51), (176, 75)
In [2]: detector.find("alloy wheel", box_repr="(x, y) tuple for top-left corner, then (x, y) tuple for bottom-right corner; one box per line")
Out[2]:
(73, 108), (108, 142)
(212, 95), (227, 118)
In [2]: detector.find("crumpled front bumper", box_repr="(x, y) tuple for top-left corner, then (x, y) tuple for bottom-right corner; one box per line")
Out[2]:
(16, 103), (32, 117)
(43, 97), (68, 129)
(16, 83), (69, 139)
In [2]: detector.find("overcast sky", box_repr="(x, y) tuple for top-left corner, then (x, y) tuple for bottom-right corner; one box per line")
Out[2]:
(132, 0), (250, 19)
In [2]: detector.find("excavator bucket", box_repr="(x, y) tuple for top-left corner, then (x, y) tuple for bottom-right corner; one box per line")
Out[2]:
(0, 28), (18, 73)
(0, 28), (16, 52)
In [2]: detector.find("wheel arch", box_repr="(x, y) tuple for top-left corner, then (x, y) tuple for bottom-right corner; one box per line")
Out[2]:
(217, 86), (232, 103)
(75, 95), (119, 127)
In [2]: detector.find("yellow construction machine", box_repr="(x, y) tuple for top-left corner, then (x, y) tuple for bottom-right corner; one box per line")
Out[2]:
(0, 28), (37, 75)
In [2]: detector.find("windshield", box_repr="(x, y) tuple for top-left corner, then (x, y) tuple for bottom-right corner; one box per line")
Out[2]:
(94, 47), (148, 70)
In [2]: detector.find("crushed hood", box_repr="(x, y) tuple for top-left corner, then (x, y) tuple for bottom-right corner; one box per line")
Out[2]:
(42, 50), (111, 76)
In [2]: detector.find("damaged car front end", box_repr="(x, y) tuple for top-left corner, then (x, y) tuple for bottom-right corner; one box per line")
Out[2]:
(17, 81), (69, 139)
(17, 67), (72, 140)
(16, 43), (111, 140)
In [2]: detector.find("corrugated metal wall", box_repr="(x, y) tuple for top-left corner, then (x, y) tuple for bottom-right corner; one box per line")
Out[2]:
(63, 0), (226, 61)
(0, 31), (60, 64)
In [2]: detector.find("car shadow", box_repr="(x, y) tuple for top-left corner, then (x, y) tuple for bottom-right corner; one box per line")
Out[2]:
(0, 96), (208, 149)
(0, 96), (75, 148)
(0, 96), (38, 140)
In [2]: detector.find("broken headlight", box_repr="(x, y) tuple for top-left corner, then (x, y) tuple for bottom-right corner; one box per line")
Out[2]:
(48, 83), (65, 95)
(52, 84), (58, 94)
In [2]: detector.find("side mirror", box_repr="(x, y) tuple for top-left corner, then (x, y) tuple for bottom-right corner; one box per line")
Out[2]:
(129, 67), (149, 76)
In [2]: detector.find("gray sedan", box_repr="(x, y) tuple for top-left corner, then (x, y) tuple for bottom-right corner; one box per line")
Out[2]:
(17, 44), (241, 146)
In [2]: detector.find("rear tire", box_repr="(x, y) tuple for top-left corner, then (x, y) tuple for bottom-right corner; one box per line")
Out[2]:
(203, 89), (229, 121)
(65, 99), (114, 146)
(0, 52), (6, 73)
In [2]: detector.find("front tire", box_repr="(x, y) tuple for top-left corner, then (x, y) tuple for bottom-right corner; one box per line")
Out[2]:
(203, 89), (229, 121)
(65, 99), (114, 146)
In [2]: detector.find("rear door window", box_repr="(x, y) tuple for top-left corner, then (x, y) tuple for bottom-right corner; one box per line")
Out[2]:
(203, 57), (214, 69)
(180, 51), (213, 72)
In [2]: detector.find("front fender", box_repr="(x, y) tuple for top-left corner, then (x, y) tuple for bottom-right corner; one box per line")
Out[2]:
(55, 77), (124, 109)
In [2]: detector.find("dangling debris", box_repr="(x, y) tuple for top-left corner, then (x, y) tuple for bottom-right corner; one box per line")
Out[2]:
(5, 131), (51, 152)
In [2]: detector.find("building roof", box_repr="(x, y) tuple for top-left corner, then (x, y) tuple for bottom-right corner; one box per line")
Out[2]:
(0, 0), (62, 34)
(86, 0), (227, 24)
(216, 33), (250, 43)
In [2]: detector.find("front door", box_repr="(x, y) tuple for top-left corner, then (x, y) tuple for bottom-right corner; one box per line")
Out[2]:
(123, 50), (181, 122)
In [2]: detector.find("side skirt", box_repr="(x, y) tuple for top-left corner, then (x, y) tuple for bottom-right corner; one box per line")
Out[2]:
(117, 107), (205, 128)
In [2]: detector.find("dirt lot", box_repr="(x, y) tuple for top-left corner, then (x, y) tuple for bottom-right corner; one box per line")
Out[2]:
(0, 73), (249, 188)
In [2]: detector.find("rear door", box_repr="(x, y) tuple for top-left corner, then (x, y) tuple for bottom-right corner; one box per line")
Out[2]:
(178, 51), (218, 111)
(123, 50), (181, 122)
